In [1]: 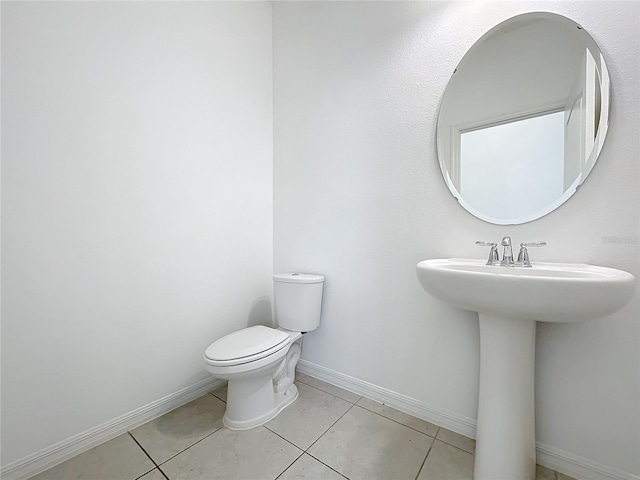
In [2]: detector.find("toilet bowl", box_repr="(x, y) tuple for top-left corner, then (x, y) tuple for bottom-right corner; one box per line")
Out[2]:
(204, 273), (324, 430)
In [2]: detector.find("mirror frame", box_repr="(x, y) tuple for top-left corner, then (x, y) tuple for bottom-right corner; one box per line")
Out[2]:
(436, 12), (611, 225)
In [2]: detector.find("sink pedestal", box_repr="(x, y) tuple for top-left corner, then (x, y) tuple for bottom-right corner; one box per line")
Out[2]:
(474, 314), (536, 480)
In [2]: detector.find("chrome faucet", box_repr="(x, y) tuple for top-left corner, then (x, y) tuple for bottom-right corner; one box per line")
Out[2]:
(476, 237), (546, 267)
(500, 236), (513, 266)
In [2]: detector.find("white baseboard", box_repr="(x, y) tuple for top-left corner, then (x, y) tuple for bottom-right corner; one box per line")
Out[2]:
(0, 377), (224, 480)
(296, 359), (639, 480)
(536, 444), (640, 480)
(297, 358), (477, 438)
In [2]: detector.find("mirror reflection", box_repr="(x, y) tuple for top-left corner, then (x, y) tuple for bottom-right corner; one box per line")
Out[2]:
(437, 12), (610, 225)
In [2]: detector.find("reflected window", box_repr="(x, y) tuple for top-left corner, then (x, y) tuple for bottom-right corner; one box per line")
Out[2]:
(459, 111), (565, 219)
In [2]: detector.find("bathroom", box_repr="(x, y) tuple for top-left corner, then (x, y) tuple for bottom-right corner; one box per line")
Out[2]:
(1, 1), (638, 479)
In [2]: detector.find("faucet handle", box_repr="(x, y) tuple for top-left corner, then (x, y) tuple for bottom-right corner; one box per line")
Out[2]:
(476, 241), (500, 265)
(475, 241), (496, 246)
(515, 241), (547, 267)
(521, 241), (547, 248)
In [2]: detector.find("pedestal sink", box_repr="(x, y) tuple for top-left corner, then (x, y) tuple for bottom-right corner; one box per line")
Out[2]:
(416, 258), (636, 480)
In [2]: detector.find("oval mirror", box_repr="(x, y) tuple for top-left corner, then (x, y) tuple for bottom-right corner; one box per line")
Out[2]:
(437, 12), (610, 225)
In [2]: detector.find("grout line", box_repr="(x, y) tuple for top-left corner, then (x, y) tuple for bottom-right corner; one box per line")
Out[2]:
(432, 437), (476, 457)
(133, 468), (157, 480)
(433, 432), (475, 456)
(354, 401), (439, 438)
(154, 426), (225, 467)
(128, 432), (160, 469)
(303, 451), (350, 479)
(264, 388), (382, 480)
(129, 394), (227, 470)
(295, 375), (361, 404)
(305, 402), (357, 453)
(129, 432), (168, 480)
(273, 451), (305, 480)
(414, 442), (434, 480)
(263, 426), (306, 452)
(156, 466), (171, 480)
(209, 390), (227, 404)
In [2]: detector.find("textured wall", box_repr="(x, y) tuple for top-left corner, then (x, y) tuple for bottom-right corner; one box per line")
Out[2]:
(1, 1), (273, 465)
(273, 1), (639, 475)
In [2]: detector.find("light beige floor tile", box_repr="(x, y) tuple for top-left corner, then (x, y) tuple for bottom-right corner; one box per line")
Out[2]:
(266, 382), (353, 450)
(211, 383), (227, 402)
(308, 405), (433, 480)
(356, 397), (439, 437)
(536, 464), (556, 480)
(277, 454), (345, 480)
(28, 433), (154, 480)
(161, 426), (302, 480)
(296, 374), (362, 403)
(139, 469), (167, 480)
(557, 472), (577, 480)
(130, 394), (225, 464)
(417, 440), (474, 480)
(435, 428), (475, 454)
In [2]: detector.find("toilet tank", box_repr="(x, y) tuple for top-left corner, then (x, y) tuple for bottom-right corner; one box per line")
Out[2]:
(273, 273), (324, 332)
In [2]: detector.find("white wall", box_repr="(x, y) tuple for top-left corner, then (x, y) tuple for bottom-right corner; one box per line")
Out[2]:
(1, 1), (272, 467)
(273, 1), (639, 476)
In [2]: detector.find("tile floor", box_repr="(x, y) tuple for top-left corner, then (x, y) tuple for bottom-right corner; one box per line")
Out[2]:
(30, 374), (577, 480)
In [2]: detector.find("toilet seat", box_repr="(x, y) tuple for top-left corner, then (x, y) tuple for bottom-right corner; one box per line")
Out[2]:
(204, 326), (291, 367)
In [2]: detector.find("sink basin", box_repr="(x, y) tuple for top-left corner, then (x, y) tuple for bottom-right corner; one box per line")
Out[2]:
(417, 258), (635, 322)
(416, 258), (635, 480)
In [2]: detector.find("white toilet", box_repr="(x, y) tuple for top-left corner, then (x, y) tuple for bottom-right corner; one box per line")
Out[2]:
(203, 273), (324, 430)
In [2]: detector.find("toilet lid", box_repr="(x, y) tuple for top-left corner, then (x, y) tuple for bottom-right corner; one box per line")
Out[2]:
(204, 325), (290, 363)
